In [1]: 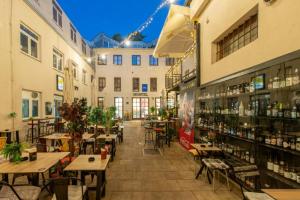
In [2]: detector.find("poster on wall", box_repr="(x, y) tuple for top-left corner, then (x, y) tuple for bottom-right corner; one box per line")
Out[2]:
(178, 89), (195, 150)
(56, 75), (64, 91)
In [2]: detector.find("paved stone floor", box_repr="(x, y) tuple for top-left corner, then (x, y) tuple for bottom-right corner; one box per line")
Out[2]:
(98, 120), (242, 200)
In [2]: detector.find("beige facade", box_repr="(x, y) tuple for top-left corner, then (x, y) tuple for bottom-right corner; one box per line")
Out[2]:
(191, 0), (300, 84)
(94, 48), (171, 119)
(0, 0), (95, 139)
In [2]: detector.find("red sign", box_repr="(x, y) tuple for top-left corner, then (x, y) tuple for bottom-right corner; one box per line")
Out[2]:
(179, 127), (194, 150)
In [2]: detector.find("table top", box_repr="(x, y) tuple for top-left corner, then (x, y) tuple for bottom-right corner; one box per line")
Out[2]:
(191, 143), (221, 152)
(0, 152), (70, 174)
(97, 134), (118, 140)
(262, 189), (300, 200)
(41, 133), (72, 140)
(82, 133), (95, 140)
(64, 155), (110, 171)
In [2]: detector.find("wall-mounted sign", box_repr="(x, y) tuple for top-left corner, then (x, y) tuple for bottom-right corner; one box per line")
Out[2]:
(56, 75), (64, 91)
(142, 84), (148, 92)
(133, 93), (148, 96)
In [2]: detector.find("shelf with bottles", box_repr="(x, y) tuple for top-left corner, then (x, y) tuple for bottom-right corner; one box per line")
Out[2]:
(258, 134), (300, 156)
(263, 170), (300, 189)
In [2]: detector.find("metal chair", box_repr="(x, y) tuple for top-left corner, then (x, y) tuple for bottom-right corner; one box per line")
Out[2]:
(46, 177), (88, 200)
(0, 181), (41, 200)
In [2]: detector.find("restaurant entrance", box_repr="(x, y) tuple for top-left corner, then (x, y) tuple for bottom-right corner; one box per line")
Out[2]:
(132, 97), (149, 119)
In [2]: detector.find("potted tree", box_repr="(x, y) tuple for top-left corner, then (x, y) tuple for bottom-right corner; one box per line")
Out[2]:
(158, 107), (167, 121)
(59, 98), (88, 154)
(104, 107), (116, 135)
(88, 107), (105, 134)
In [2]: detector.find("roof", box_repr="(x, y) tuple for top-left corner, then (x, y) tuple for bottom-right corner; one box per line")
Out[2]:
(153, 5), (194, 58)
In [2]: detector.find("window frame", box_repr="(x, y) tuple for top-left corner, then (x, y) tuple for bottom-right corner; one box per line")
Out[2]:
(98, 77), (106, 91)
(150, 77), (157, 92)
(81, 39), (87, 55)
(52, 0), (62, 28)
(53, 48), (63, 71)
(114, 77), (121, 92)
(149, 55), (159, 66)
(216, 14), (258, 62)
(97, 54), (107, 65)
(82, 69), (87, 84)
(98, 97), (104, 110)
(114, 97), (123, 118)
(113, 55), (122, 65)
(132, 77), (140, 92)
(70, 23), (77, 43)
(132, 55), (141, 66)
(165, 57), (175, 66)
(20, 24), (40, 60)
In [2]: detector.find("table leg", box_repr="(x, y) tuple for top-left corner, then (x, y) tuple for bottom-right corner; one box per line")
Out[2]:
(32, 173), (39, 186)
(195, 163), (204, 179)
(111, 139), (116, 161)
(96, 171), (105, 200)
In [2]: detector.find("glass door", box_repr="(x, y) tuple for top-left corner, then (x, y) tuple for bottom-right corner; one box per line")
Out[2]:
(140, 98), (149, 118)
(132, 98), (140, 119)
(114, 97), (123, 118)
(54, 95), (63, 117)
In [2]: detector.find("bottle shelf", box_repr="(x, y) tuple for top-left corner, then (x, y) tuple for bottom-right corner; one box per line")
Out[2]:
(259, 143), (300, 156)
(264, 170), (300, 189)
(220, 133), (255, 143)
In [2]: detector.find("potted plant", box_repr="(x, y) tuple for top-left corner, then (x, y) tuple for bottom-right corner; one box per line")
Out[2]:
(104, 107), (116, 135)
(88, 107), (105, 134)
(59, 98), (88, 154)
(1, 142), (23, 163)
(158, 107), (167, 121)
(150, 107), (156, 116)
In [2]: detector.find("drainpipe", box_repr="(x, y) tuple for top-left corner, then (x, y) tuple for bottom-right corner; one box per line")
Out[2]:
(195, 22), (201, 87)
(9, 0), (15, 130)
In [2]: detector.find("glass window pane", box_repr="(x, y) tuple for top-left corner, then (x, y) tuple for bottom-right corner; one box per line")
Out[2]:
(32, 100), (39, 117)
(20, 32), (28, 53)
(31, 39), (38, 58)
(22, 99), (29, 118)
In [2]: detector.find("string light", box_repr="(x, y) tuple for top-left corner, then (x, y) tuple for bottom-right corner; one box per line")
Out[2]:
(119, 0), (174, 47)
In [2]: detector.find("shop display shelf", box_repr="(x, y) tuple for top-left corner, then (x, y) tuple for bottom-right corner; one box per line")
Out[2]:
(264, 170), (300, 189)
(259, 143), (300, 156)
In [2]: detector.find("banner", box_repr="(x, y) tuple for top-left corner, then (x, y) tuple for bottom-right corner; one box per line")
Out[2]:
(178, 88), (195, 149)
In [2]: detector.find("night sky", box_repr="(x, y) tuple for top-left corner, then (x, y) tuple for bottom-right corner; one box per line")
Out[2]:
(56, 0), (185, 42)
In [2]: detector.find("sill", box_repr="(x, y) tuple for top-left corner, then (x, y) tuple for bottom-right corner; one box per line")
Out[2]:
(52, 67), (64, 73)
(52, 19), (63, 30)
(20, 50), (41, 62)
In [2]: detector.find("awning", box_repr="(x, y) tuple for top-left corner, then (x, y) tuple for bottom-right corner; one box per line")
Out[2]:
(153, 5), (194, 58)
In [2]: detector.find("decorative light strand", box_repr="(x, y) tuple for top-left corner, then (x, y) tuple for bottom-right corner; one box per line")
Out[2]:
(167, 42), (196, 75)
(119, 0), (174, 47)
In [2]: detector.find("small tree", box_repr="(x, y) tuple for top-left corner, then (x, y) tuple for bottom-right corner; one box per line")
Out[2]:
(112, 33), (123, 42)
(88, 107), (105, 134)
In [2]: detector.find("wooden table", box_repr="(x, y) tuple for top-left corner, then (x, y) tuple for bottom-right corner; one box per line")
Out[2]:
(41, 133), (72, 140)
(97, 134), (117, 161)
(262, 189), (300, 200)
(0, 152), (69, 185)
(82, 133), (95, 140)
(64, 155), (110, 200)
(191, 143), (222, 180)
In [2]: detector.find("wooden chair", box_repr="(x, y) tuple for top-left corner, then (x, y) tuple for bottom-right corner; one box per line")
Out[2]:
(46, 177), (88, 200)
(0, 181), (41, 200)
(0, 137), (7, 151)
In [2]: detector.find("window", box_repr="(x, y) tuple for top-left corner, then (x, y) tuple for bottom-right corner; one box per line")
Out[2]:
(72, 63), (78, 80)
(132, 97), (148, 119)
(54, 95), (63, 117)
(113, 55), (122, 65)
(150, 78), (157, 92)
(70, 24), (77, 43)
(97, 54), (107, 65)
(167, 98), (175, 109)
(132, 78), (140, 92)
(114, 77), (121, 92)
(81, 39), (86, 55)
(98, 77), (106, 91)
(149, 55), (159, 66)
(82, 70), (87, 84)
(155, 97), (161, 114)
(216, 14), (258, 61)
(165, 57), (175, 66)
(98, 97), (104, 109)
(53, 48), (63, 71)
(20, 24), (39, 59)
(132, 55), (141, 66)
(22, 90), (40, 119)
(52, 0), (62, 27)
(114, 97), (123, 118)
